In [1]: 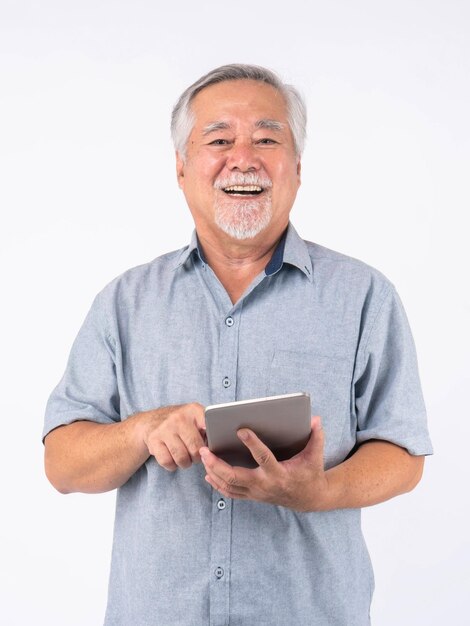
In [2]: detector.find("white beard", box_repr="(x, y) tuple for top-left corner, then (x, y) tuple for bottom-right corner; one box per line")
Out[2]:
(214, 193), (272, 240)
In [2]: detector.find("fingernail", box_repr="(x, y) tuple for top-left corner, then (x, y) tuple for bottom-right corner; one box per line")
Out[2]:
(238, 429), (248, 441)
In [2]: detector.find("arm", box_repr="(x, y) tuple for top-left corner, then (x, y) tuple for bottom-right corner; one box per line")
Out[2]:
(44, 403), (206, 494)
(200, 416), (425, 512)
(324, 438), (424, 509)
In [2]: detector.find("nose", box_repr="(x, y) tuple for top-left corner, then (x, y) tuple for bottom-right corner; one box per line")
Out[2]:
(225, 140), (261, 172)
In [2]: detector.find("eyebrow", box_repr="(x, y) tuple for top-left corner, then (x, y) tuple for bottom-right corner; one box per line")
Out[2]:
(255, 119), (285, 131)
(201, 118), (286, 136)
(202, 121), (231, 135)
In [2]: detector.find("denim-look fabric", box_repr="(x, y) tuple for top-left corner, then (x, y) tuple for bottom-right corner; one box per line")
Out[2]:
(44, 223), (433, 626)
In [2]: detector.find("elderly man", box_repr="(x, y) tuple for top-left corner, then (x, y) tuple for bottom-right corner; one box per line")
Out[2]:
(44, 64), (432, 626)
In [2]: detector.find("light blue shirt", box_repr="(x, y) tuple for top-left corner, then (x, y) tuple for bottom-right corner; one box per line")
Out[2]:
(44, 223), (432, 626)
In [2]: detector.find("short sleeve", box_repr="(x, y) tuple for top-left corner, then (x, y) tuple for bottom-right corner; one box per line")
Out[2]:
(42, 292), (121, 441)
(353, 285), (433, 456)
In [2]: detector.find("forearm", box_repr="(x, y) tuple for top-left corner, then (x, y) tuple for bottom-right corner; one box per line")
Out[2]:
(44, 412), (155, 494)
(322, 440), (425, 511)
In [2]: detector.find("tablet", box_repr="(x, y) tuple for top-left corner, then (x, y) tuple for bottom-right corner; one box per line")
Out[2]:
(205, 392), (311, 468)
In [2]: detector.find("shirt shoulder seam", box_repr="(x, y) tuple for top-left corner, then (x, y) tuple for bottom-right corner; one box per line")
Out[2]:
(358, 283), (395, 368)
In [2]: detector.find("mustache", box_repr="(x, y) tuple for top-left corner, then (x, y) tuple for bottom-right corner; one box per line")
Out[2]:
(214, 173), (273, 189)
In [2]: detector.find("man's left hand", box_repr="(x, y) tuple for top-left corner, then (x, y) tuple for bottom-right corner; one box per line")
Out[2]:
(199, 416), (330, 512)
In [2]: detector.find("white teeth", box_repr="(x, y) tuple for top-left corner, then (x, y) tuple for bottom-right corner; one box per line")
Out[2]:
(223, 185), (262, 192)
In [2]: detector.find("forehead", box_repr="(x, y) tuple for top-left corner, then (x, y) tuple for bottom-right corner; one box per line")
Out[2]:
(190, 79), (289, 129)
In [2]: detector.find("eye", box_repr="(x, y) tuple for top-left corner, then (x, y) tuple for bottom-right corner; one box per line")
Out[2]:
(208, 139), (230, 145)
(256, 138), (278, 145)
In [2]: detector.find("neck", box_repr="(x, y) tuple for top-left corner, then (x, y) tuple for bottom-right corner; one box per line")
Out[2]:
(197, 224), (287, 304)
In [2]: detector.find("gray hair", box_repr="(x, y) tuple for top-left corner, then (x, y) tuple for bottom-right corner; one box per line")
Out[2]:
(171, 64), (307, 159)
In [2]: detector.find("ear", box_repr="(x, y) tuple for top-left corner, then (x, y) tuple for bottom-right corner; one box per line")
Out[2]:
(176, 152), (185, 189)
(296, 158), (302, 185)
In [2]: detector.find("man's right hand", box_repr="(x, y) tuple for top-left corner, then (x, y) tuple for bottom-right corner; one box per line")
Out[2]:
(44, 402), (206, 494)
(140, 402), (206, 471)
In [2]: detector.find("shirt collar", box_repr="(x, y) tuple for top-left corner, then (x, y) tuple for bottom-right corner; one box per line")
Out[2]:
(173, 230), (206, 269)
(174, 222), (313, 283)
(266, 222), (313, 282)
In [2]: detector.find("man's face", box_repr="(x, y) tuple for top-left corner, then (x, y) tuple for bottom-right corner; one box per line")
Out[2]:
(176, 79), (301, 242)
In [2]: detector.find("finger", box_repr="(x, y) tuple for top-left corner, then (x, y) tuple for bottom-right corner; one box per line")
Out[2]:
(199, 446), (251, 488)
(180, 429), (206, 464)
(204, 473), (248, 498)
(302, 416), (325, 468)
(237, 429), (279, 473)
(166, 433), (192, 469)
(187, 402), (206, 430)
(152, 441), (178, 472)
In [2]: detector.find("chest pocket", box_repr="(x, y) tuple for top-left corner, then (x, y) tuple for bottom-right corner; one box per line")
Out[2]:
(267, 350), (353, 464)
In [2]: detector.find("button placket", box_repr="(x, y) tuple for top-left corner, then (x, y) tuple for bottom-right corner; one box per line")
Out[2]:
(209, 490), (232, 624)
(208, 305), (239, 623)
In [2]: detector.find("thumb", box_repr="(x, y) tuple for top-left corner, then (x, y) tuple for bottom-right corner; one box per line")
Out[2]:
(237, 428), (278, 471)
(303, 416), (325, 468)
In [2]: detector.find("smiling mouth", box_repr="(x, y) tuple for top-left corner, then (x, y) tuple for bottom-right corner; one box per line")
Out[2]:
(223, 185), (264, 196)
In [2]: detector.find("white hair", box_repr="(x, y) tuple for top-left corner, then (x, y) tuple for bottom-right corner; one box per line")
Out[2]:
(171, 64), (307, 159)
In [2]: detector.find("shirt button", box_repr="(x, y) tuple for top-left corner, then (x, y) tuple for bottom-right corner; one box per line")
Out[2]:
(217, 499), (226, 510)
(225, 316), (234, 327)
(222, 377), (231, 388)
(215, 567), (224, 579)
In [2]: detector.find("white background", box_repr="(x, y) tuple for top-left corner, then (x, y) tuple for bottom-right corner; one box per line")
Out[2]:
(1, 1), (468, 624)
